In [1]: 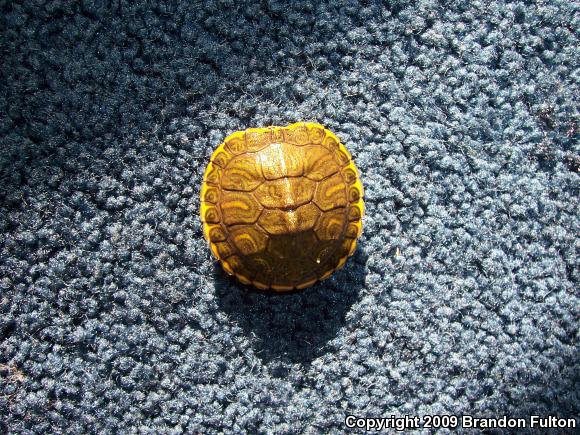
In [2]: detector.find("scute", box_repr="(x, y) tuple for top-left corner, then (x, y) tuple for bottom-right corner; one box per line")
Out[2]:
(220, 191), (263, 225)
(229, 225), (268, 255)
(302, 145), (340, 181)
(315, 207), (347, 240)
(283, 124), (309, 145)
(203, 162), (222, 185)
(307, 124), (326, 144)
(211, 149), (233, 168)
(202, 205), (220, 224)
(313, 173), (348, 211)
(212, 241), (235, 259)
(259, 143), (303, 179)
(246, 128), (273, 152)
(221, 154), (263, 191)
(205, 224), (227, 242)
(224, 131), (247, 155)
(254, 178), (315, 209)
(200, 122), (364, 291)
(258, 203), (321, 235)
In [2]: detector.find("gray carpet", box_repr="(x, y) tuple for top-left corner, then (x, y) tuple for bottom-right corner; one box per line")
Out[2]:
(1, 0), (578, 433)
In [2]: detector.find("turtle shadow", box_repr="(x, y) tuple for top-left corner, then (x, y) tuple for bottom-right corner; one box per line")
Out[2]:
(214, 245), (368, 366)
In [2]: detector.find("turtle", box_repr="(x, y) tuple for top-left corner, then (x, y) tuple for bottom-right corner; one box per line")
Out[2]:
(200, 122), (364, 292)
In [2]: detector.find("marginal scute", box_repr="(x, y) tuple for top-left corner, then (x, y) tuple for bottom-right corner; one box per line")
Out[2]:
(338, 143), (353, 160)
(247, 255), (274, 280)
(349, 186), (361, 202)
(203, 206), (220, 224)
(255, 178), (315, 209)
(202, 185), (219, 203)
(221, 154), (263, 191)
(314, 173), (347, 211)
(222, 255), (250, 277)
(208, 225), (227, 242)
(319, 238), (352, 273)
(204, 162), (222, 185)
(335, 148), (351, 166)
(316, 242), (341, 280)
(323, 135), (340, 151)
(343, 167), (357, 185)
(284, 124), (309, 145)
(201, 123), (364, 291)
(271, 127), (284, 142)
(220, 191), (262, 225)
(345, 222), (361, 239)
(346, 238), (357, 256)
(212, 148), (232, 168)
(307, 124), (326, 144)
(229, 225), (268, 255)
(225, 132), (247, 154)
(348, 203), (363, 221)
(214, 241), (235, 259)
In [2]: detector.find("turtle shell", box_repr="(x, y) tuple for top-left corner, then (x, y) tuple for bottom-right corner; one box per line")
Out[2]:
(200, 122), (364, 291)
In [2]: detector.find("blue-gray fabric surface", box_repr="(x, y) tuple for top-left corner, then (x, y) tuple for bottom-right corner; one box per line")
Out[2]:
(1, 0), (578, 433)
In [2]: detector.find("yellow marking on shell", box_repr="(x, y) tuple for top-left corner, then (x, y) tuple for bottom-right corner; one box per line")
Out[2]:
(335, 148), (350, 166)
(283, 123), (309, 145)
(254, 178), (315, 209)
(203, 161), (222, 186)
(201, 183), (219, 203)
(221, 154), (263, 191)
(302, 145), (340, 181)
(345, 222), (362, 239)
(220, 191), (262, 225)
(247, 255), (274, 285)
(246, 128), (272, 152)
(258, 203), (320, 235)
(274, 143), (296, 226)
(259, 142), (303, 180)
(319, 269), (334, 280)
(322, 133), (340, 151)
(348, 165), (364, 203)
(213, 241), (235, 259)
(348, 186), (361, 202)
(304, 122), (326, 144)
(342, 167), (358, 185)
(201, 203), (220, 224)
(204, 224), (227, 243)
(253, 280), (269, 290)
(229, 226), (268, 255)
(314, 173), (348, 211)
(338, 142), (352, 161)
(271, 126), (284, 142)
(224, 131), (247, 155)
(235, 273), (252, 285)
(221, 255), (243, 275)
(211, 148), (233, 168)
(296, 277), (317, 290)
(315, 208), (346, 240)
(347, 239), (357, 256)
(271, 283), (295, 292)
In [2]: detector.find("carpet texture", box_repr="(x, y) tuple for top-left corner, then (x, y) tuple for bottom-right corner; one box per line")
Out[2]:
(1, 0), (578, 433)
